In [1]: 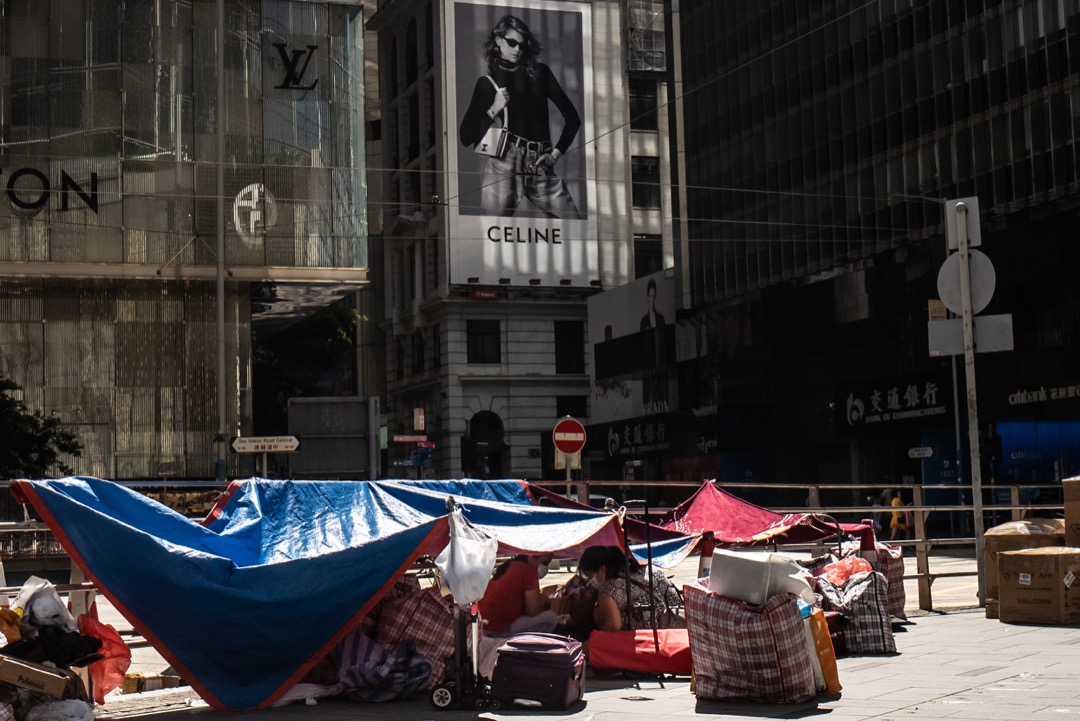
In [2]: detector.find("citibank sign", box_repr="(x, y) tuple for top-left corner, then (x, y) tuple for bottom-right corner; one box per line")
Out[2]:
(2, 167), (98, 214)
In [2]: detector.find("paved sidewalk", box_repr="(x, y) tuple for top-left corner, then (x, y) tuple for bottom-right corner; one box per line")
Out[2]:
(94, 550), (1077, 721)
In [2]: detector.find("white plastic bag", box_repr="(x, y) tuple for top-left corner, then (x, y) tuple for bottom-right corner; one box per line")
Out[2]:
(25, 699), (94, 721)
(434, 506), (497, 608)
(12, 576), (77, 632)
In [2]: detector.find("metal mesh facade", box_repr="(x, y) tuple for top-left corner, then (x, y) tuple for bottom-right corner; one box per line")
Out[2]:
(0, 0), (367, 479)
(0, 279), (250, 479)
(0, 0), (367, 271)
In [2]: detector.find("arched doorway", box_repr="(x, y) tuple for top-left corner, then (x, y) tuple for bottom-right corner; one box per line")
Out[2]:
(462, 410), (507, 479)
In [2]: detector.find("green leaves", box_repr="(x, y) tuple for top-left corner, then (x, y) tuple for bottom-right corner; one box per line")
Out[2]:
(0, 375), (83, 479)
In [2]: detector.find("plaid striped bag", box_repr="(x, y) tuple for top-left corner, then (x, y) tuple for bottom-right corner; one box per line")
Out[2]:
(684, 581), (816, 703)
(335, 629), (432, 702)
(815, 571), (895, 654)
(842, 540), (906, 620)
(374, 586), (455, 687)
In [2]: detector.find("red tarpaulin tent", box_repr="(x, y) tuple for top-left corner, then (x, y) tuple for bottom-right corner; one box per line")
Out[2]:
(656, 480), (866, 546)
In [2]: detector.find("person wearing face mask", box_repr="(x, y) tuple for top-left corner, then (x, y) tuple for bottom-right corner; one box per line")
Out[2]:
(577, 545), (680, 632)
(477, 552), (558, 637)
(458, 14), (582, 219)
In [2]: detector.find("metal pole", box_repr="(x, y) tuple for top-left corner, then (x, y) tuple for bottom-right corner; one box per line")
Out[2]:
(565, 458), (572, 498)
(951, 356), (961, 537)
(956, 201), (986, 605)
(214, 0), (228, 481)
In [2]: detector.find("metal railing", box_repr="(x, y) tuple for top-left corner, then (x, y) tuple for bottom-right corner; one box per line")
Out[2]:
(533, 478), (1066, 612)
(2, 479), (1064, 613)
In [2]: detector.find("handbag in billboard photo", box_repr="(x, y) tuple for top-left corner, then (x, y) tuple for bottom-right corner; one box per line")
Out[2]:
(474, 76), (509, 159)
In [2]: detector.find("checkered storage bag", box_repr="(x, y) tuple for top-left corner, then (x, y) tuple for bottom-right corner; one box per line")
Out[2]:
(842, 541), (906, 620)
(815, 571), (895, 654)
(335, 628), (432, 702)
(374, 586), (455, 687)
(684, 580), (817, 703)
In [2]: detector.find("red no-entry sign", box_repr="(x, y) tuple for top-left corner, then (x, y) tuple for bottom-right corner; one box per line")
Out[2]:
(552, 417), (586, 455)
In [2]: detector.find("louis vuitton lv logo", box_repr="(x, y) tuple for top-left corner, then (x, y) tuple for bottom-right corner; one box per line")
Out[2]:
(273, 42), (319, 90)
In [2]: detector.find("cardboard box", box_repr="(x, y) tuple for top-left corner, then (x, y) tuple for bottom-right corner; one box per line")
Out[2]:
(984, 518), (1064, 599)
(984, 597), (999, 619)
(1064, 477), (1080, 546)
(0, 656), (71, 698)
(998, 546), (1080, 625)
(121, 673), (182, 694)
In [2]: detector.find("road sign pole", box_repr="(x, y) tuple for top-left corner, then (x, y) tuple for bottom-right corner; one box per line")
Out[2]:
(956, 201), (986, 606)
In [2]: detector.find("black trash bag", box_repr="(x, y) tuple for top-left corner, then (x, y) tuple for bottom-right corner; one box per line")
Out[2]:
(2, 626), (103, 668)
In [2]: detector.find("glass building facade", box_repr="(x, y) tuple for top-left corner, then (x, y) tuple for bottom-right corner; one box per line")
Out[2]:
(674, 1), (1080, 497)
(680, 0), (1078, 302)
(0, 0), (367, 479)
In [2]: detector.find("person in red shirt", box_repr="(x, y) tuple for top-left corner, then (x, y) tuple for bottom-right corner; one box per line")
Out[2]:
(478, 553), (557, 636)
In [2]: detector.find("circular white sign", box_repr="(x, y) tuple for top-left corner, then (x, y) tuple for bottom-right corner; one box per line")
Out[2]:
(936, 249), (995, 316)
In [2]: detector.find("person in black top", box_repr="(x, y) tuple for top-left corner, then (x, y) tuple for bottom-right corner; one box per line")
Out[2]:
(459, 14), (582, 218)
(639, 278), (666, 331)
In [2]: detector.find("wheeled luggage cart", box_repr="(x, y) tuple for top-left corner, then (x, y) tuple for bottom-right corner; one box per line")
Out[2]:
(429, 497), (500, 711)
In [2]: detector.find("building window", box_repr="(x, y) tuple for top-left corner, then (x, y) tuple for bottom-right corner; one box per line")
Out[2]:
(634, 234), (663, 278)
(554, 321), (585, 374)
(432, 323), (441, 368)
(388, 38), (398, 99)
(631, 156), (661, 208)
(556, 396), (588, 419)
(411, 331), (425, 374)
(405, 19), (418, 86)
(408, 94), (420, 161)
(467, 320), (500, 364)
(425, 3), (435, 69)
(628, 77), (659, 131)
(626, 0), (667, 71)
(395, 337), (405, 379)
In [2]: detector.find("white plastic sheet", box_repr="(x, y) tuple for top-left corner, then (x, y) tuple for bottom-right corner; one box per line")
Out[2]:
(434, 506), (497, 608)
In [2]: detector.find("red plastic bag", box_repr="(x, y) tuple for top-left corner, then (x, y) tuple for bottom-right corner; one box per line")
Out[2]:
(819, 556), (872, 586)
(78, 613), (132, 704)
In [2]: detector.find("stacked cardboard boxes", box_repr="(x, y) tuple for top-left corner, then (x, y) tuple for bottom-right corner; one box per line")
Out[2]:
(989, 477), (1080, 625)
(984, 518), (1065, 619)
(1064, 477), (1080, 546)
(997, 547), (1080, 624)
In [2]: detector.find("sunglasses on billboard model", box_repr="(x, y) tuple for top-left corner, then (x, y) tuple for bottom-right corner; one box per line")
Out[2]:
(500, 36), (522, 48)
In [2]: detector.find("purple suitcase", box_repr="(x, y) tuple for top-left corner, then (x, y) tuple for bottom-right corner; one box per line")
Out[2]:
(490, 632), (586, 710)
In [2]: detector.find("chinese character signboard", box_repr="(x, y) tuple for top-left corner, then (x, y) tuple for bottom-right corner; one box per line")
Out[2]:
(835, 374), (952, 435)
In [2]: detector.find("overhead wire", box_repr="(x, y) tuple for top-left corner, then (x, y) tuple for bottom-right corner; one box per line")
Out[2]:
(0, 0), (932, 257)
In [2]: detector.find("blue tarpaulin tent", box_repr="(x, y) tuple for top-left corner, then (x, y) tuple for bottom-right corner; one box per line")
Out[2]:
(12, 477), (624, 710)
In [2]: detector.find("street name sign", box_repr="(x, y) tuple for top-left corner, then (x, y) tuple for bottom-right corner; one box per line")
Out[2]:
(231, 436), (299, 454)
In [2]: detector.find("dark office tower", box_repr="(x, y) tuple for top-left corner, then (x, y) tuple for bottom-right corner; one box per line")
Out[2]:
(672, 2), (1080, 497)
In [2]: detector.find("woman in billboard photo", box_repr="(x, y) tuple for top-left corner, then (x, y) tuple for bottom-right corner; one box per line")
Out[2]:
(459, 14), (582, 219)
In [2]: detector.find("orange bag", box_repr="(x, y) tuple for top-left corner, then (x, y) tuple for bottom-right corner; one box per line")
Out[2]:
(819, 555), (872, 586)
(807, 609), (841, 694)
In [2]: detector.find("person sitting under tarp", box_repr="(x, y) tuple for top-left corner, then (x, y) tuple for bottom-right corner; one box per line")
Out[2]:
(477, 553), (558, 636)
(577, 545), (683, 631)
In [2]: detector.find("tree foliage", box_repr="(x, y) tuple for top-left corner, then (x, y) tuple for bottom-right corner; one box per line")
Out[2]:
(252, 303), (363, 435)
(0, 375), (82, 479)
